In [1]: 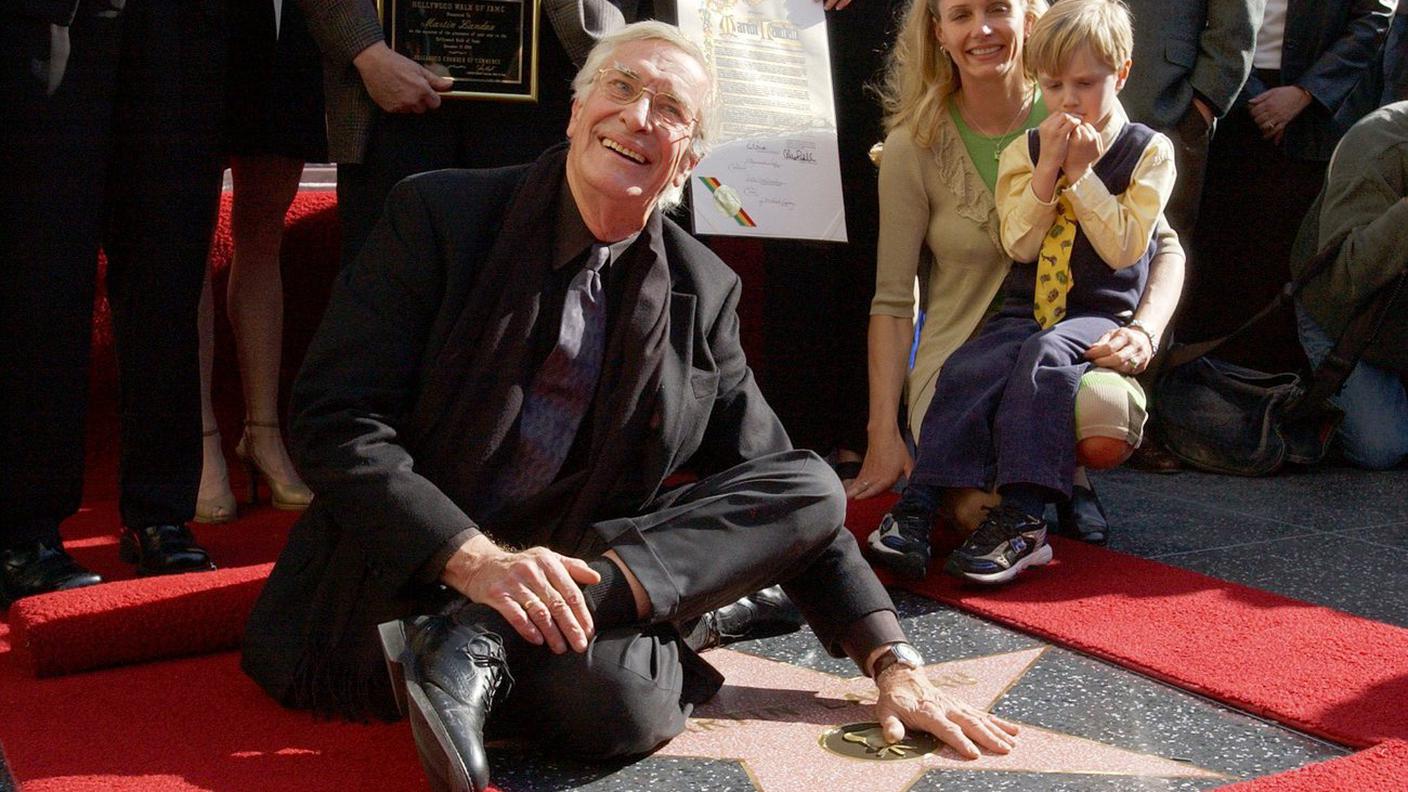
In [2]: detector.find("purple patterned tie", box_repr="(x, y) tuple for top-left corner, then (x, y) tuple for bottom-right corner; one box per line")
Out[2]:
(493, 244), (610, 505)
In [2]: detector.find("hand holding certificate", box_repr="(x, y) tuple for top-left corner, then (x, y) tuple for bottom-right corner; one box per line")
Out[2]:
(678, 0), (847, 242)
(380, 0), (543, 101)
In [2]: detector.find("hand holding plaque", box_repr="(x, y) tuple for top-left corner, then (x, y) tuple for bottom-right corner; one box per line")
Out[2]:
(380, 0), (542, 101)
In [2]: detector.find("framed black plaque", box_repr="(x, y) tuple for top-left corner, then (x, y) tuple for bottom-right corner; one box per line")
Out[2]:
(380, 0), (541, 101)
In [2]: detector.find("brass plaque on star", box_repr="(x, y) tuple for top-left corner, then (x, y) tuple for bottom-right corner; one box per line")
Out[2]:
(819, 723), (939, 761)
(378, 0), (541, 101)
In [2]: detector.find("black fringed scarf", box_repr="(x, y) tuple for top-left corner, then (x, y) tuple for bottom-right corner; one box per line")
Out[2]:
(404, 143), (672, 555)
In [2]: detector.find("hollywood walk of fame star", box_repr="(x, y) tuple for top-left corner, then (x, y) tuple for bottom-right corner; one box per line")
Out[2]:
(657, 647), (1225, 792)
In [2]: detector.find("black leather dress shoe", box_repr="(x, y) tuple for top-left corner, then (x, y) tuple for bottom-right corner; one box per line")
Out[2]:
(1055, 484), (1110, 545)
(0, 540), (103, 606)
(688, 585), (806, 652)
(118, 524), (216, 576)
(378, 612), (512, 792)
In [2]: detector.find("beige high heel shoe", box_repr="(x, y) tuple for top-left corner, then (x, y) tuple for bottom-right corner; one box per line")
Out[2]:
(236, 421), (313, 510)
(196, 429), (237, 524)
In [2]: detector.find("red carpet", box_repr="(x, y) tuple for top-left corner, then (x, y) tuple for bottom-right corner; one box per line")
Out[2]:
(846, 494), (1408, 751)
(4, 495), (1405, 790)
(900, 537), (1408, 750)
(5, 193), (1403, 789)
(6, 501), (296, 677)
(1217, 740), (1408, 792)
(0, 636), (424, 792)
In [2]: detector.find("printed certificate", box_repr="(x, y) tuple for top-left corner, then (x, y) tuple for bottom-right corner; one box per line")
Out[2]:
(678, 0), (847, 242)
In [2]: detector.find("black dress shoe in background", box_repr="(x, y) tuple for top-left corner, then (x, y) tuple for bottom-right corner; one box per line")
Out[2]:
(688, 585), (806, 652)
(118, 524), (216, 576)
(1054, 484), (1110, 545)
(0, 539), (103, 606)
(379, 612), (512, 792)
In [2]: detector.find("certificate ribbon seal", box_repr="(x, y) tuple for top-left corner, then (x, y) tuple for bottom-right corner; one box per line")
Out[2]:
(698, 177), (756, 227)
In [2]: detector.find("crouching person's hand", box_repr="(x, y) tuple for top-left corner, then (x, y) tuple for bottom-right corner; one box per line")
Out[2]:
(874, 665), (1019, 758)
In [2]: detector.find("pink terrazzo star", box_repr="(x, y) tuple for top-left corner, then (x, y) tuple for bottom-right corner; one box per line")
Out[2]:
(659, 648), (1225, 791)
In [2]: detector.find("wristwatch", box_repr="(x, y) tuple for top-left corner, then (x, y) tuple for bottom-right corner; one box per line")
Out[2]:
(1125, 319), (1159, 356)
(870, 641), (924, 678)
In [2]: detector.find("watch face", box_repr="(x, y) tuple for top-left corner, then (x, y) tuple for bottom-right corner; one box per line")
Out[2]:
(894, 642), (923, 668)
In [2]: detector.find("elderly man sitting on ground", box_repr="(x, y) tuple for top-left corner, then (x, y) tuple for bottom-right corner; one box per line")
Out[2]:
(241, 21), (1021, 792)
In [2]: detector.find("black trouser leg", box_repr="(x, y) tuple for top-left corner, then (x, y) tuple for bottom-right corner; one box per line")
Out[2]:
(490, 450), (888, 759)
(434, 451), (891, 761)
(488, 623), (699, 758)
(0, 8), (122, 546)
(105, 0), (226, 527)
(591, 450), (884, 640)
(334, 113), (461, 271)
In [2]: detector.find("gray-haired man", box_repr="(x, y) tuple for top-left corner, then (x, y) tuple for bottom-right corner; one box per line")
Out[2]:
(242, 22), (1020, 792)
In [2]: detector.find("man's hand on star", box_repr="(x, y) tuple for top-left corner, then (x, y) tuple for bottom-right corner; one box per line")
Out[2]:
(874, 665), (1020, 758)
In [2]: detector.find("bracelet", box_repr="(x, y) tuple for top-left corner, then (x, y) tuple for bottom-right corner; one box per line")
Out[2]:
(1125, 319), (1159, 355)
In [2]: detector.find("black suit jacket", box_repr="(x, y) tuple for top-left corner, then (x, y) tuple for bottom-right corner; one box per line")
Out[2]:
(242, 165), (790, 715)
(1243, 0), (1394, 161)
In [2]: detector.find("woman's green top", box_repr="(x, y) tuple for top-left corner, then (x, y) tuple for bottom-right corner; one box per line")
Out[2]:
(949, 92), (1049, 193)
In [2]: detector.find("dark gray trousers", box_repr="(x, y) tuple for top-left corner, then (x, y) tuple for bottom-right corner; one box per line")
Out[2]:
(481, 449), (889, 758)
(1162, 104), (1213, 248)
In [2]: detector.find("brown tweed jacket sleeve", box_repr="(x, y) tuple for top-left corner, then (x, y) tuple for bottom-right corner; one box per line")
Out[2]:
(295, 0), (384, 164)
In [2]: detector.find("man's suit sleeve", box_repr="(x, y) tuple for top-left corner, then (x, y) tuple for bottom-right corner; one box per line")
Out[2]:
(295, 0), (384, 67)
(1189, 0), (1264, 116)
(1298, 0), (1395, 113)
(289, 178), (479, 590)
(696, 272), (792, 469)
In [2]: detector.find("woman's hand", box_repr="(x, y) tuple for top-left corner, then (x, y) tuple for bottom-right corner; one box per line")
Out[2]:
(844, 431), (913, 500)
(1085, 325), (1154, 375)
(1249, 86), (1313, 143)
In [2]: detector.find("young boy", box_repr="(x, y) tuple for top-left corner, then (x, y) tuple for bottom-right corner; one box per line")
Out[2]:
(867, 0), (1176, 584)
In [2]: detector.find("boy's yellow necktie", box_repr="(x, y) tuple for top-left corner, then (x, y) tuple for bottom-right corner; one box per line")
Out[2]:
(1035, 194), (1076, 328)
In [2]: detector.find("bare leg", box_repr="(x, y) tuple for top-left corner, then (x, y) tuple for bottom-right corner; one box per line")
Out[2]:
(196, 267), (235, 523)
(941, 487), (1001, 535)
(227, 154), (311, 507)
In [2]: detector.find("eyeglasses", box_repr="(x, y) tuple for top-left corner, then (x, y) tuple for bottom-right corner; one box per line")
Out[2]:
(593, 67), (698, 133)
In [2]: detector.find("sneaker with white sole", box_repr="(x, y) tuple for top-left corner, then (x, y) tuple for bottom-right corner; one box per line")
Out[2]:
(944, 504), (1052, 584)
(866, 510), (934, 580)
